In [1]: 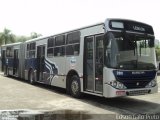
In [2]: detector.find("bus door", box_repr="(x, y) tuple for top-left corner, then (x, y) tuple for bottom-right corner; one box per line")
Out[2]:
(13, 49), (18, 76)
(84, 34), (103, 93)
(37, 45), (45, 82)
(1, 50), (6, 71)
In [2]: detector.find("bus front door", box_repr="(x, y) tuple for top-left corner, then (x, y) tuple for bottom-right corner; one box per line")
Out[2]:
(84, 35), (103, 93)
(37, 45), (45, 82)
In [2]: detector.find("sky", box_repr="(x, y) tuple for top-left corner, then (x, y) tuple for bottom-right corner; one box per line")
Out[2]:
(0, 0), (159, 40)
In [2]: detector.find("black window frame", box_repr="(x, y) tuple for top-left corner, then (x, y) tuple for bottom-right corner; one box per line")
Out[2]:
(26, 42), (36, 58)
(46, 31), (81, 57)
(66, 31), (80, 56)
(6, 47), (13, 57)
(30, 42), (36, 50)
(47, 37), (54, 57)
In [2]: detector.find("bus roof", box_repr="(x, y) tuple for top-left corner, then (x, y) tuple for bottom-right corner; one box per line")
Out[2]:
(106, 18), (152, 27)
(1, 42), (22, 47)
(25, 22), (104, 43)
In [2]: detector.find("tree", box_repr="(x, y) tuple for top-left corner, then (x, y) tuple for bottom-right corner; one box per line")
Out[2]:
(30, 32), (42, 39)
(16, 35), (29, 42)
(0, 28), (15, 45)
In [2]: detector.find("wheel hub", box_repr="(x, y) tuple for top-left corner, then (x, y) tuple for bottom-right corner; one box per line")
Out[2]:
(71, 81), (79, 95)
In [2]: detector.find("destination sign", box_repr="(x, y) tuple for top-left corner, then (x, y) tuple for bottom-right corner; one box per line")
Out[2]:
(109, 20), (154, 35)
(133, 26), (145, 32)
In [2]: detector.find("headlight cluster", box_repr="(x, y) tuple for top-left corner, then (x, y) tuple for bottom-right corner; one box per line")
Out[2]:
(109, 80), (127, 89)
(145, 80), (157, 88)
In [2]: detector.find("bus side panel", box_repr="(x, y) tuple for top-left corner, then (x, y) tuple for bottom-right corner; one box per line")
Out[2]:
(48, 57), (66, 88)
(24, 58), (37, 80)
(66, 25), (104, 92)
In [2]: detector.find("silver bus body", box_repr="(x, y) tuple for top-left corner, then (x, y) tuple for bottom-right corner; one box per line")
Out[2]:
(1, 18), (158, 98)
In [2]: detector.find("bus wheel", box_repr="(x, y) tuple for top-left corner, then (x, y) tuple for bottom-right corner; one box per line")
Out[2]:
(70, 75), (82, 98)
(29, 70), (35, 85)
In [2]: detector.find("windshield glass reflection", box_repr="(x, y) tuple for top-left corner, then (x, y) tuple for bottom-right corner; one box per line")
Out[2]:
(105, 32), (156, 70)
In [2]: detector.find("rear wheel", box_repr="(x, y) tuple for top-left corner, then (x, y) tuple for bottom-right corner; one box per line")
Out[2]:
(70, 75), (82, 98)
(29, 70), (35, 84)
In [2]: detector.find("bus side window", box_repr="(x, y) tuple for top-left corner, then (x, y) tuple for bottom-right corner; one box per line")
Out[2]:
(66, 31), (80, 56)
(54, 35), (65, 57)
(47, 37), (54, 57)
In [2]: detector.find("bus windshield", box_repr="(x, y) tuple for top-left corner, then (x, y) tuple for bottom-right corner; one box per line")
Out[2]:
(105, 31), (156, 70)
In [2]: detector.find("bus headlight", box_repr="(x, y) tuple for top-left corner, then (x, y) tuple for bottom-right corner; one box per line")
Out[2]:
(109, 80), (127, 89)
(113, 81), (117, 87)
(145, 80), (157, 88)
(118, 82), (123, 89)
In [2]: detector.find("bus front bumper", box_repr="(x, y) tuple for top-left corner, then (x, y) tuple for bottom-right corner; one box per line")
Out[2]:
(103, 84), (158, 98)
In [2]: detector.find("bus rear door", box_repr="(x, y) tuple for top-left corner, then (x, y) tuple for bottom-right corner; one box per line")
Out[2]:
(1, 50), (6, 72)
(13, 49), (19, 76)
(37, 45), (45, 82)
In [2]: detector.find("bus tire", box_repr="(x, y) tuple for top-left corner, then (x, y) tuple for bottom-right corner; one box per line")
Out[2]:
(70, 75), (82, 98)
(29, 70), (35, 85)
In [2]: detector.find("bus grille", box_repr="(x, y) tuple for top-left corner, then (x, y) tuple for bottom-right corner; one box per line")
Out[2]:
(127, 90), (150, 96)
(117, 77), (154, 89)
(113, 70), (156, 89)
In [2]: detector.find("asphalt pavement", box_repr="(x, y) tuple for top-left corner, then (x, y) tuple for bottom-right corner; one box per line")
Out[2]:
(0, 72), (160, 120)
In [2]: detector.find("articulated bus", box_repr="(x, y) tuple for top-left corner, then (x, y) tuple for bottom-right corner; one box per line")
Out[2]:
(1, 18), (158, 98)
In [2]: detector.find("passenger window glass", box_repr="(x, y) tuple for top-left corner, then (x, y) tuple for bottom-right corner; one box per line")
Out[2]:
(26, 42), (36, 58)
(67, 31), (80, 44)
(86, 39), (93, 59)
(54, 47), (65, 56)
(27, 44), (30, 51)
(6, 47), (13, 57)
(30, 43), (35, 50)
(66, 45), (74, 55)
(55, 35), (65, 46)
(74, 44), (80, 55)
(48, 37), (54, 47)
(47, 48), (54, 57)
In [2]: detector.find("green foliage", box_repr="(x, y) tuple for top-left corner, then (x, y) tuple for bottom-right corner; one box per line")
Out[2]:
(16, 32), (42, 42)
(0, 28), (42, 46)
(30, 32), (42, 39)
(16, 35), (30, 42)
(0, 28), (16, 45)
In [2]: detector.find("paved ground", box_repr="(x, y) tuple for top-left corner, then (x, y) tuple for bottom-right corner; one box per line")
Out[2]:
(0, 73), (114, 114)
(158, 75), (160, 92)
(0, 73), (160, 119)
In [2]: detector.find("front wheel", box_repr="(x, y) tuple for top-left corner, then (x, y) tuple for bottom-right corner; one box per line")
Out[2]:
(70, 75), (82, 98)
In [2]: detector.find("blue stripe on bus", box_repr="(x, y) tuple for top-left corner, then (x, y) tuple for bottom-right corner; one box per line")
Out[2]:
(44, 58), (58, 85)
(25, 58), (37, 70)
